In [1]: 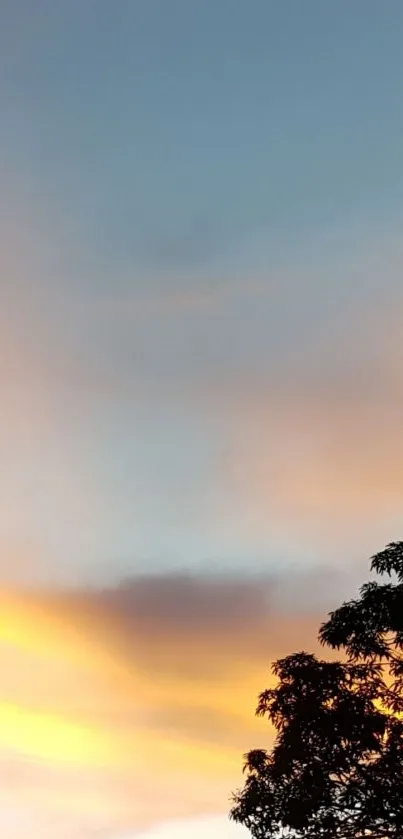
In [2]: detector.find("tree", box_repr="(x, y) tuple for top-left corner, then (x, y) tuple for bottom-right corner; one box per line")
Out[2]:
(229, 542), (403, 839)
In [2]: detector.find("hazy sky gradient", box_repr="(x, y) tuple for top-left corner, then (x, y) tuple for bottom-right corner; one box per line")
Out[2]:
(1, 2), (403, 836)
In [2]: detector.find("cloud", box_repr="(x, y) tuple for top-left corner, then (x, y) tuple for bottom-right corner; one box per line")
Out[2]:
(0, 566), (345, 838)
(98, 277), (267, 319)
(41, 564), (352, 677)
(132, 814), (249, 838)
(1, 170), (401, 584)
(205, 285), (403, 563)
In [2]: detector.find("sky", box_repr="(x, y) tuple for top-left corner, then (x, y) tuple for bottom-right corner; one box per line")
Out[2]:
(1, 1), (403, 836)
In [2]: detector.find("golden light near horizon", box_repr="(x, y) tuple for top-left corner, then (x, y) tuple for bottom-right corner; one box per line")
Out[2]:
(0, 586), (280, 836)
(0, 702), (110, 765)
(0, 589), (272, 778)
(0, 591), (139, 770)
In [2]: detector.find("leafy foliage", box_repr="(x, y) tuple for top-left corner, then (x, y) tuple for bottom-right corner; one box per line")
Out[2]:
(320, 542), (403, 713)
(230, 543), (403, 839)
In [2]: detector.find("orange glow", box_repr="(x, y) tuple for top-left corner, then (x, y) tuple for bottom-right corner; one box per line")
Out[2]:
(0, 586), (319, 834)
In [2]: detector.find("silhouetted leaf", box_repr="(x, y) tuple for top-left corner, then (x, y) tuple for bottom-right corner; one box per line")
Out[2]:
(230, 543), (403, 839)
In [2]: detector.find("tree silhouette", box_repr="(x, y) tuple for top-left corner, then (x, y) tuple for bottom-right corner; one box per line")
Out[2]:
(230, 543), (403, 839)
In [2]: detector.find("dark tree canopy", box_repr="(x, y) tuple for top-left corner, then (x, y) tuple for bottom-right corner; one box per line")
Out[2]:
(230, 543), (403, 839)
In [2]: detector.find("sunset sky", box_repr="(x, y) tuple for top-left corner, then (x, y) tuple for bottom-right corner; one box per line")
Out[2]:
(1, 1), (403, 837)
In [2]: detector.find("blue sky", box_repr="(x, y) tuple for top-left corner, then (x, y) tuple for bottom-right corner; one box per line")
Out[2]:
(1, 1), (403, 587)
(3, 0), (403, 274)
(1, 4), (403, 836)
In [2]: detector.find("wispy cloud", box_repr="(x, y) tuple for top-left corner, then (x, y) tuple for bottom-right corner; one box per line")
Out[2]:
(205, 286), (403, 562)
(0, 567), (340, 837)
